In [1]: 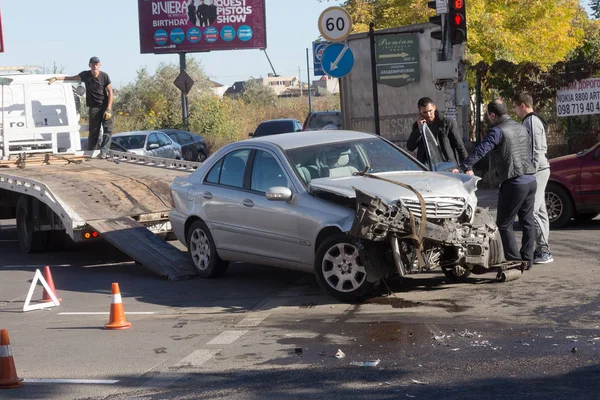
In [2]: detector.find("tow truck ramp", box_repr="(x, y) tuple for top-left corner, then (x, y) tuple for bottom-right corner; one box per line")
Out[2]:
(88, 217), (196, 281)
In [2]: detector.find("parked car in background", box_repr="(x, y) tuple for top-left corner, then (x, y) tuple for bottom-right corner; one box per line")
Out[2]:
(111, 131), (183, 159)
(303, 110), (342, 131)
(170, 130), (504, 302)
(250, 119), (302, 138)
(545, 142), (600, 228)
(161, 129), (209, 162)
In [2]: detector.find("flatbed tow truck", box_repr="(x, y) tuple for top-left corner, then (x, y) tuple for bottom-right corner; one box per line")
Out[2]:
(0, 151), (199, 280)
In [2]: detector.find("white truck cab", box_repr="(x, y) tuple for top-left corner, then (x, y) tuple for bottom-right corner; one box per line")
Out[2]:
(0, 73), (83, 159)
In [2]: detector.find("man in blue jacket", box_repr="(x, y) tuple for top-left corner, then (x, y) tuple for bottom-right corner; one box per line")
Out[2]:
(454, 100), (537, 269)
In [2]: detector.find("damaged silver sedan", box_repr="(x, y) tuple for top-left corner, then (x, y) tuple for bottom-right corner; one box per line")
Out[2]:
(170, 131), (520, 302)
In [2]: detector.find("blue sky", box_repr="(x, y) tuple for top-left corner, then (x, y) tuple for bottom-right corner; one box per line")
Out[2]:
(0, 1), (593, 89)
(1, 0), (340, 88)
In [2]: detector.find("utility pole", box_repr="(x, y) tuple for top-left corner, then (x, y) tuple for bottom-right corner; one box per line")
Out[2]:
(306, 48), (313, 113)
(298, 66), (302, 97)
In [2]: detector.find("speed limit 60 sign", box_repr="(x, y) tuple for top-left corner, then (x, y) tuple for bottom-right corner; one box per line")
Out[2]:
(318, 7), (352, 42)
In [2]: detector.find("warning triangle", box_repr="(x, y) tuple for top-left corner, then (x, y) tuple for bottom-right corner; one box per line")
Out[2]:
(23, 269), (60, 312)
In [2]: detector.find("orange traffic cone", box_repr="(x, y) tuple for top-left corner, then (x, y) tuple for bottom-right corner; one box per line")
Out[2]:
(0, 329), (23, 389)
(104, 283), (131, 330)
(40, 266), (62, 303)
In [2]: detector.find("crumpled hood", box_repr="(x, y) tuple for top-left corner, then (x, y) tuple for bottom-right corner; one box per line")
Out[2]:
(308, 171), (480, 207)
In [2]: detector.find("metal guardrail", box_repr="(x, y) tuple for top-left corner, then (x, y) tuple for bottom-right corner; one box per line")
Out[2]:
(107, 151), (201, 172)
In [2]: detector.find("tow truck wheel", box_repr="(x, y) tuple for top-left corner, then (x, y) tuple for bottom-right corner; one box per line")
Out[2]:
(314, 234), (375, 302)
(187, 220), (229, 278)
(441, 264), (471, 283)
(16, 196), (48, 253)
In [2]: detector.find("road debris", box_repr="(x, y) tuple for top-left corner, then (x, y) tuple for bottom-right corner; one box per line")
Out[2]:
(294, 348), (303, 355)
(572, 347), (578, 353)
(458, 330), (477, 338)
(434, 335), (446, 341)
(411, 379), (428, 385)
(450, 348), (460, 351)
(335, 349), (346, 359)
(349, 359), (380, 367)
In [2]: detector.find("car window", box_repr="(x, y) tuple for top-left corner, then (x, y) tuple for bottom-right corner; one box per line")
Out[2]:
(205, 158), (223, 184)
(294, 120), (303, 131)
(217, 149), (251, 188)
(178, 132), (195, 144)
(146, 134), (159, 149)
(307, 112), (342, 130)
(251, 151), (290, 193)
(157, 133), (170, 147)
(287, 138), (423, 183)
(166, 132), (178, 143)
(254, 121), (295, 137)
(421, 124), (448, 170)
(113, 135), (146, 150)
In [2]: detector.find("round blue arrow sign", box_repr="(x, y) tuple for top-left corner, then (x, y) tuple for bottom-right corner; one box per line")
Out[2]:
(322, 42), (354, 78)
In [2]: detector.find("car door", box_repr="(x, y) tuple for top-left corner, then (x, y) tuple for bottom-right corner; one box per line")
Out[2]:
(580, 145), (600, 209)
(156, 132), (175, 158)
(177, 131), (196, 160)
(199, 149), (251, 253)
(240, 149), (310, 263)
(146, 133), (160, 156)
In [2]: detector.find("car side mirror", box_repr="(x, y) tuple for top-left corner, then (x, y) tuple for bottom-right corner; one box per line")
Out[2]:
(266, 187), (293, 202)
(148, 143), (159, 150)
(249, 132), (254, 137)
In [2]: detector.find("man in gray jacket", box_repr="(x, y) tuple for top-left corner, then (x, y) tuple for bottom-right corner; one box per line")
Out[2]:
(512, 92), (553, 264)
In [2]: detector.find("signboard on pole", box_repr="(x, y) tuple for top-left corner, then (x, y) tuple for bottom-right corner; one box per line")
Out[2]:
(313, 41), (330, 76)
(137, 0), (267, 54)
(556, 78), (600, 117)
(318, 7), (352, 42)
(322, 43), (354, 79)
(375, 34), (420, 88)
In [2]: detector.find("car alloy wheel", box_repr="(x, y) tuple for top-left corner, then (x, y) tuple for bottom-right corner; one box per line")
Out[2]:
(321, 242), (367, 293)
(545, 191), (563, 223)
(189, 228), (211, 271)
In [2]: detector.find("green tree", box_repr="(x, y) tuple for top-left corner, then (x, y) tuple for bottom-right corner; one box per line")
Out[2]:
(241, 79), (277, 106)
(323, 0), (587, 67)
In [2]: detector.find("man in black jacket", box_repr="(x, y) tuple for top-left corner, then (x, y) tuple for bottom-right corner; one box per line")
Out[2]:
(454, 100), (537, 269)
(406, 97), (468, 167)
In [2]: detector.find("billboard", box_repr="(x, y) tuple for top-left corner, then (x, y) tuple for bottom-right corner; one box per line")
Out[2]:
(138, 0), (267, 54)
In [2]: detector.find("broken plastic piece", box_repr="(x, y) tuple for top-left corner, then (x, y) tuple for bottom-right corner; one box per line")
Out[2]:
(349, 359), (380, 367)
(434, 335), (445, 341)
(335, 349), (346, 359)
(411, 379), (428, 385)
(294, 348), (303, 355)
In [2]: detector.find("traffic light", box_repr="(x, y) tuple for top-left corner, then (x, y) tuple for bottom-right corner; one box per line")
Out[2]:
(428, 1), (443, 41)
(449, 0), (467, 45)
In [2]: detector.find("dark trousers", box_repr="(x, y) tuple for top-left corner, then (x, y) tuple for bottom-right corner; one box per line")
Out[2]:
(496, 180), (537, 263)
(88, 107), (114, 154)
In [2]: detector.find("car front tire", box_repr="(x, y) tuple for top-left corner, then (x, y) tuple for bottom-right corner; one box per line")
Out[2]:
(314, 234), (375, 302)
(187, 220), (229, 278)
(545, 182), (574, 229)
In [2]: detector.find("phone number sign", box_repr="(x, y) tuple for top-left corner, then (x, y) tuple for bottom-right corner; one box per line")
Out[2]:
(556, 78), (600, 117)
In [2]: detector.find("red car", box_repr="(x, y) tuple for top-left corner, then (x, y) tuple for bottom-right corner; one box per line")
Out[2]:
(545, 142), (600, 228)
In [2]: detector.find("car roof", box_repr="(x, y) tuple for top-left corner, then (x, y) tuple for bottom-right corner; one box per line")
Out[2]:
(309, 110), (341, 114)
(258, 119), (299, 124)
(248, 130), (376, 150)
(112, 130), (158, 137)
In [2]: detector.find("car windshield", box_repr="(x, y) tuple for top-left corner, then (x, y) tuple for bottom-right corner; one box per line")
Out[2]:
(286, 137), (424, 184)
(307, 112), (342, 130)
(112, 135), (147, 150)
(254, 121), (294, 137)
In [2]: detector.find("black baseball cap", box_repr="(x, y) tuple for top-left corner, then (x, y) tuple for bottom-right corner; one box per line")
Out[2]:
(89, 57), (100, 64)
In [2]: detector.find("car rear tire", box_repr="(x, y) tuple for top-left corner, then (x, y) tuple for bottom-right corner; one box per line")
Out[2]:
(314, 234), (375, 302)
(545, 182), (573, 229)
(187, 220), (229, 278)
(16, 196), (48, 253)
(575, 212), (599, 221)
(197, 151), (207, 163)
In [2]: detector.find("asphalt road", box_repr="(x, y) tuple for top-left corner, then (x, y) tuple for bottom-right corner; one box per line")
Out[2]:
(1, 191), (600, 400)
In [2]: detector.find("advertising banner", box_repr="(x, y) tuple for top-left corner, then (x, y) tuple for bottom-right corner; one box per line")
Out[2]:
(138, 0), (267, 54)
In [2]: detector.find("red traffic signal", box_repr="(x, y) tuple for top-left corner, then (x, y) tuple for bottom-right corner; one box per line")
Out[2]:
(449, 0), (467, 45)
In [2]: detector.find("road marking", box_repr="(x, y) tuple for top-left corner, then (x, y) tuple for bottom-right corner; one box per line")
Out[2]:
(23, 379), (119, 384)
(174, 348), (221, 368)
(207, 330), (247, 345)
(57, 312), (156, 315)
(236, 314), (269, 327)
